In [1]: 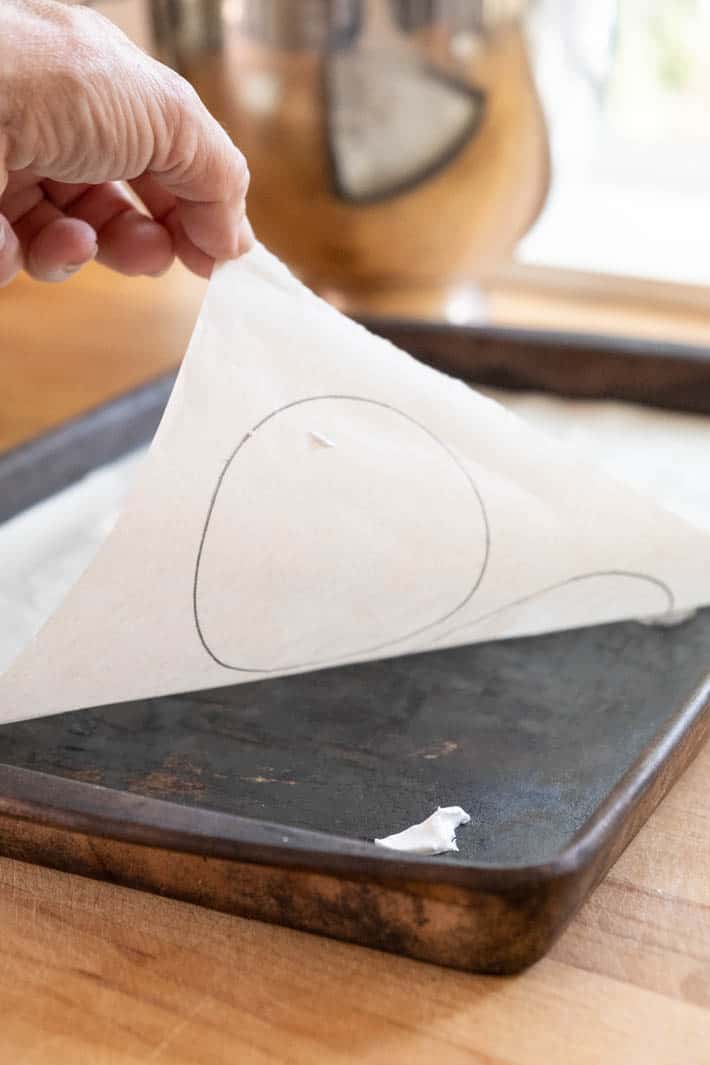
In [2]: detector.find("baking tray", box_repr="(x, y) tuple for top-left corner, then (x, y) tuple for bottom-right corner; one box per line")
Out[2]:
(1, 321), (710, 975)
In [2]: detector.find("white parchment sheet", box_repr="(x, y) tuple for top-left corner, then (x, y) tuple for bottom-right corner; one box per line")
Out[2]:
(2, 245), (709, 723)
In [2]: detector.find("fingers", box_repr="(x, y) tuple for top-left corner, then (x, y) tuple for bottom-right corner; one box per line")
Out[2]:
(159, 212), (254, 279)
(11, 193), (98, 282)
(43, 180), (174, 277)
(2, 1), (253, 282)
(130, 172), (254, 278)
(1, 86), (253, 284)
(2, 175), (174, 282)
(0, 215), (22, 287)
(162, 212), (214, 279)
(128, 172), (198, 274)
(161, 208), (254, 278)
(128, 173), (175, 222)
(25, 217), (98, 282)
(0, 172), (97, 283)
(149, 79), (251, 263)
(97, 211), (174, 277)
(1, 168), (252, 284)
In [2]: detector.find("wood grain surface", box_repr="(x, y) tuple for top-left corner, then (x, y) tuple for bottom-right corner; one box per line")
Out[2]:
(0, 264), (205, 453)
(3, 262), (710, 1060)
(1, 742), (709, 1064)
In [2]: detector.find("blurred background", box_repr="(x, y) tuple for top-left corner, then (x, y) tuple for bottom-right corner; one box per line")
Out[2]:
(4, 0), (710, 459)
(94, 0), (710, 320)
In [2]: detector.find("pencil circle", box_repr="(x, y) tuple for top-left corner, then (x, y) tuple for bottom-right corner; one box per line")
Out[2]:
(194, 396), (489, 672)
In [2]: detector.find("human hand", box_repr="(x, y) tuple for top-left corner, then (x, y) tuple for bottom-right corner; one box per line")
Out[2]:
(0, 0), (252, 285)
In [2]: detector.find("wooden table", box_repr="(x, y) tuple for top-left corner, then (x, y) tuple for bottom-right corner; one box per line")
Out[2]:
(2, 263), (710, 1063)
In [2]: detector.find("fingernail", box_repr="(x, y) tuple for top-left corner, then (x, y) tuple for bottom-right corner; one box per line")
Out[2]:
(148, 265), (171, 278)
(0, 220), (6, 252)
(45, 243), (98, 282)
(45, 263), (84, 282)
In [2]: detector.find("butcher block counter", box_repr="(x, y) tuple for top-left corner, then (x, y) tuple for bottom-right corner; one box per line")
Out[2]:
(2, 262), (710, 1064)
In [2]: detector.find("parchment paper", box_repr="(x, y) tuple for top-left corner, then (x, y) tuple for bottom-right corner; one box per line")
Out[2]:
(2, 244), (709, 724)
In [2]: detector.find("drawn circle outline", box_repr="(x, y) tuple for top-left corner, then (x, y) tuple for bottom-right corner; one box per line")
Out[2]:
(193, 395), (491, 672)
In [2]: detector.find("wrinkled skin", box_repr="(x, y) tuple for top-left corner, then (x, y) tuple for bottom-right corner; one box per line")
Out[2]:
(0, 0), (252, 285)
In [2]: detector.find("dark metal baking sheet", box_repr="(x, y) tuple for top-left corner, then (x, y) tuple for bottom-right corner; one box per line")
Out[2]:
(1, 320), (709, 974)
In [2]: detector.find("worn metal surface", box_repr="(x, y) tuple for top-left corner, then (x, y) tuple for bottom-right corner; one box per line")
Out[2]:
(2, 611), (710, 865)
(2, 319), (710, 971)
(0, 374), (175, 524)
